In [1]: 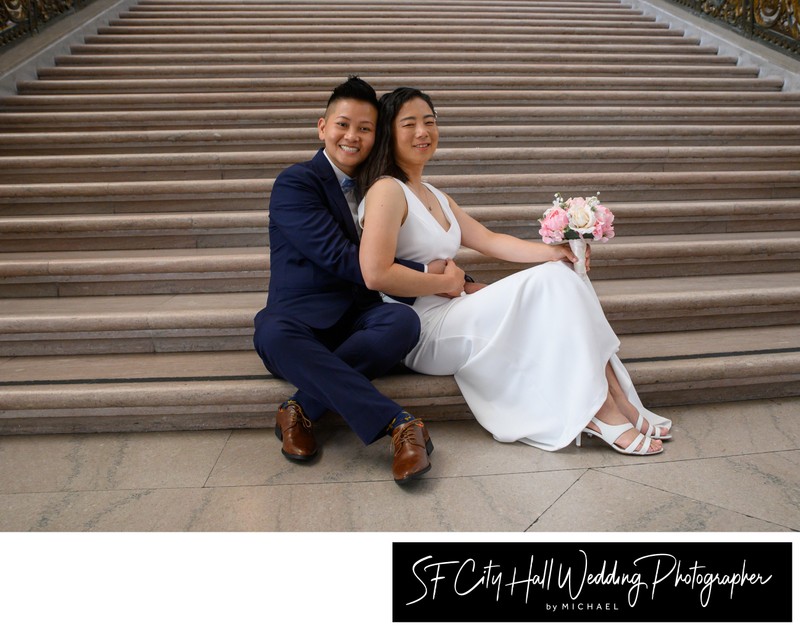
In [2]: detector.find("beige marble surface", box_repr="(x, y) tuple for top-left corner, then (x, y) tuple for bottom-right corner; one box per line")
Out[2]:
(1, 397), (797, 533)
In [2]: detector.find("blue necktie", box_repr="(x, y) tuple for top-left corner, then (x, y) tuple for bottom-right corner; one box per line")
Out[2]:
(341, 177), (356, 194)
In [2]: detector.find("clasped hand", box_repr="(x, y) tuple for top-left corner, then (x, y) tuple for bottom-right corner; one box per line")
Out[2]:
(428, 258), (487, 298)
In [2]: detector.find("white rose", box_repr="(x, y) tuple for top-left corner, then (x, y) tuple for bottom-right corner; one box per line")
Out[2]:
(568, 198), (596, 232)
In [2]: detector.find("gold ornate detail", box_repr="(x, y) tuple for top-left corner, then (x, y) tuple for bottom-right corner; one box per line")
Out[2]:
(754, 0), (800, 38)
(1, 0), (30, 24)
(699, 0), (744, 25)
(1, 0), (82, 47)
(668, 0), (799, 57)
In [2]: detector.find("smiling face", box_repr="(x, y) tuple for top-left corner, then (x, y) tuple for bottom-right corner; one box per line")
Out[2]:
(392, 96), (439, 171)
(317, 98), (377, 176)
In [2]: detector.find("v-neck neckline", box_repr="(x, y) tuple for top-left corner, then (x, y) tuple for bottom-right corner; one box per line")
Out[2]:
(405, 181), (452, 233)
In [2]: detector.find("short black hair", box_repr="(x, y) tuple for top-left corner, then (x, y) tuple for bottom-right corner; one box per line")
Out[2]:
(324, 75), (379, 116)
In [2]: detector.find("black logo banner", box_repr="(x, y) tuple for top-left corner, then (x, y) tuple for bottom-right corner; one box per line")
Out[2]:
(393, 542), (792, 623)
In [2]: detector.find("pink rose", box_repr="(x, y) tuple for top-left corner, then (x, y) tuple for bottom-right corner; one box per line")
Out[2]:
(538, 206), (569, 243)
(592, 205), (615, 242)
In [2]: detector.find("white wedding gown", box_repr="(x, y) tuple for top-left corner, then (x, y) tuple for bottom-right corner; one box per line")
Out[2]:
(359, 179), (670, 451)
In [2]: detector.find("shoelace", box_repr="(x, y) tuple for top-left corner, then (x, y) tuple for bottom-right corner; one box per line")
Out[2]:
(392, 421), (425, 450)
(283, 402), (312, 429)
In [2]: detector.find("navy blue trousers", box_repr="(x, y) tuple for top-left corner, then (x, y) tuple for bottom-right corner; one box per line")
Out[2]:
(253, 301), (420, 445)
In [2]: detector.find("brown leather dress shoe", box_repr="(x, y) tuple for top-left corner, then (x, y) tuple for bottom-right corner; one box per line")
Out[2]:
(391, 420), (433, 484)
(274, 402), (318, 461)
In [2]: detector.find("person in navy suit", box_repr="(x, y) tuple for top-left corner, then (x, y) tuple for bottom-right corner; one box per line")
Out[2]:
(253, 77), (466, 484)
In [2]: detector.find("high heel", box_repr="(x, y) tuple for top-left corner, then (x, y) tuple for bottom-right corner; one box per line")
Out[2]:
(576, 417), (663, 456)
(634, 413), (673, 441)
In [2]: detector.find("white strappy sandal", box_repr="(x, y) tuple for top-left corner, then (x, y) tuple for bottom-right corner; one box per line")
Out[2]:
(634, 413), (673, 441)
(576, 417), (663, 456)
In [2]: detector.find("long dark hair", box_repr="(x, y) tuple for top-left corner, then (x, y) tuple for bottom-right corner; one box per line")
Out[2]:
(357, 86), (437, 192)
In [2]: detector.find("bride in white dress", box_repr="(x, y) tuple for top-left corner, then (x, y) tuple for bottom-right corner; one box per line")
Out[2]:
(356, 87), (672, 455)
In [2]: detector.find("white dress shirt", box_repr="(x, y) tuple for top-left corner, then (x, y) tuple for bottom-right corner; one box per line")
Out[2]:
(322, 150), (361, 238)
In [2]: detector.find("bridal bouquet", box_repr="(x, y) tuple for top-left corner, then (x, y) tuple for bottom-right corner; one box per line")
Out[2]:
(538, 193), (615, 275)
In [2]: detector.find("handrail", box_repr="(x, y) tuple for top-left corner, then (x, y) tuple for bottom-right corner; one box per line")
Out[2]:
(1, 0), (93, 49)
(665, 0), (800, 58)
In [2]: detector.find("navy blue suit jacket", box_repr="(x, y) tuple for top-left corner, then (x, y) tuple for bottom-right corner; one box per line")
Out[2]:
(257, 149), (422, 330)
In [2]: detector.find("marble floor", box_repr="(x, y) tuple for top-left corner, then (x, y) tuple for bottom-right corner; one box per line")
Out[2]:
(1, 397), (798, 532)
(2, 397), (797, 628)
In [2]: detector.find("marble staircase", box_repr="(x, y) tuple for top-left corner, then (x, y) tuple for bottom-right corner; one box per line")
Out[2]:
(1, 0), (799, 434)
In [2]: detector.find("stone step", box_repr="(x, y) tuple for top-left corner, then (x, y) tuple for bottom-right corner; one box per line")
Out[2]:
(1, 234), (799, 297)
(117, 3), (654, 16)
(139, 0), (631, 5)
(5, 146), (800, 184)
(57, 48), (738, 65)
(4, 322), (797, 386)
(0, 197), (795, 245)
(472, 199), (800, 237)
(5, 125), (800, 156)
(595, 272), (800, 333)
(118, 7), (651, 20)
(130, 0), (631, 7)
(1, 199), (796, 253)
(19, 80), (791, 102)
(121, 5), (644, 14)
(1, 272), (798, 356)
(126, 0), (647, 10)
(0, 292), (261, 356)
(129, 0), (628, 6)
(31, 63), (765, 83)
(131, 0), (630, 5)
(0, 211), (267, 252)
(4, 86), (791, 112)
(430, 171), (800, 204)
(1, 171), (797, 215)
(69, 41), (724, 56)
(0, 247), (268, 297)
(108, 13), (658, 25)
(0, 88), (788, 112)
(83, 32), (706, 46)
(2, 104), (796, 130)
(2, 324), (799, 433)
(464, 233), (800, 282)
(95, 24), (680, 37)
